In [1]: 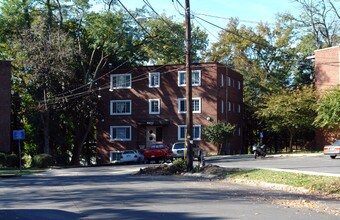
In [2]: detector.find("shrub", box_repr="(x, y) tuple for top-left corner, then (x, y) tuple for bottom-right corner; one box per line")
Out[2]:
(32, 154), (53, 168)
(6, 153), (19, 167)
(169, 158), (187, 173)
(0, 153), (6, 167)
(23, 154), (32, 168)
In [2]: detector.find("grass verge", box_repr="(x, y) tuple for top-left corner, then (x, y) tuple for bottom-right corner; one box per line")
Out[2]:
(0, 168), (46, 175)
(227, 169), (340, 194)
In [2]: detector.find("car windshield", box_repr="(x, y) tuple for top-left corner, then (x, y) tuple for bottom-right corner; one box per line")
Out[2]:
(173, 143), (185, 149)
(123, 150), (135, 154)
(332, 140), (340, 146)
(149, 144), (164, 149)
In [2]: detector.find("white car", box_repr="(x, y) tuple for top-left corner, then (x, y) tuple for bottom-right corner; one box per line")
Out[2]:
(172, 142), (200, 159)
(110, 150), (144, 164)
(324, 140), (340, 159)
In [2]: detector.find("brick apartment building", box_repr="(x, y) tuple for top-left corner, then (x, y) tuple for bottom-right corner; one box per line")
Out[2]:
(96, 62), (243, 164)
(314, 46), (340, 147)
(0, 61), (11, 152)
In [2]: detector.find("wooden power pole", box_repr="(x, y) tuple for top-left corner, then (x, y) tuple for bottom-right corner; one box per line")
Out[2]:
(185, 0), (193, 171)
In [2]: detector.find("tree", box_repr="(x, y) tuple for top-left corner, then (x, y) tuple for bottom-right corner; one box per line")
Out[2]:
(291, 0), (340, 47)
(140, 15), (208, 64)
(202, 122), (235, 154)
(13, 20), (79, 154)
(206, 17), (302, 151)
(256, 86), (317, 151)
(314, 87), (340, 129)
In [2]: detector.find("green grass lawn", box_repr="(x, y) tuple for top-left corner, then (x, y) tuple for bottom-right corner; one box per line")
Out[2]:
(0, 168), (46, 175)
(228, 169), (340, 194)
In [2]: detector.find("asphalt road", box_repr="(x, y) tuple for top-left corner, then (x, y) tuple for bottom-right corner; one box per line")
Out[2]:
(0, 164), (339, 220)
(206, 154), (340, 176)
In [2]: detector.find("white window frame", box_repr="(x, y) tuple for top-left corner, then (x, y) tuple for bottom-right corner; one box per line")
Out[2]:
(149, 99), (160, 114)
(110, 73), (131, 89)
(228, 101), (232, 112)
(227, 77), (232, 87)
(178, 125), (201, 140)
(178, 97), (201, 114)
(178, 70), (201, 87)
(110, 100), (132, 115)
(149, 72), (160, 88)
(110, 126), (131, 141)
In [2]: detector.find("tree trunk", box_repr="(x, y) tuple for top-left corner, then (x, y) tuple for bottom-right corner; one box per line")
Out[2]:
(288, 130), (293, 152)
(41, 110), (50, 154)
(70, 114), (94, 165)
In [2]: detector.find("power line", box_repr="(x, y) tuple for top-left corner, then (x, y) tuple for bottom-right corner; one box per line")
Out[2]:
(194, 12), (276, 26)
(117, 0), (151, 36)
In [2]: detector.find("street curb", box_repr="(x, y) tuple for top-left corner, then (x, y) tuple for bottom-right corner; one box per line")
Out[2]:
(0, 174), (21, 178)
(207, 153), (323, 160)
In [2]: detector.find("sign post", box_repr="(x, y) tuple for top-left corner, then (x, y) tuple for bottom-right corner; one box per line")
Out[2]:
(13, 130), (25, 172)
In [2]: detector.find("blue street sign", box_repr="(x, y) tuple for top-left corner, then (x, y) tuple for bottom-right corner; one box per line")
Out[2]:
(13, 130), (25, 140)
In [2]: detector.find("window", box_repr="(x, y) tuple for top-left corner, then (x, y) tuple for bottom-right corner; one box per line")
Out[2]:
(238, 104), (241, 113)
(228, 77), (232, 87)
(238, 127), (241, 136)
(228, 101), (232, 112)
(238, 81), (241, 90)
(221, 100), (224, 113)
(110, 126), (131, 141)
(178, 70), (201, 86)
(221, 74), (224, 87)
(149, 72), (160, 88)
(110, 74), (131, 89)
(110, 100), (131, 115)
(178, 98), (201, 114)
(178, 125), (201, 140)
(149, 99), (160, 114)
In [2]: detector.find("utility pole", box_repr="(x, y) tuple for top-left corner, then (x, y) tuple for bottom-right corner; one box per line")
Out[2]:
(185, 0), (193, 171)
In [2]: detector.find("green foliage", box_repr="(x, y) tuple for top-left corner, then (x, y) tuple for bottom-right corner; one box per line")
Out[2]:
(169, 158), (187, 173)
(0, 153), (6, 167)
(6, 153), (19, 167)
(141, 16), (208, 64)
(256, 86), (317, 150)
(203, 122), (235, 145)
(257, 86), (317, 132)
(22, 154), (32, 168)
(32, 154), (53, 168)
(314, 87), (340, 129)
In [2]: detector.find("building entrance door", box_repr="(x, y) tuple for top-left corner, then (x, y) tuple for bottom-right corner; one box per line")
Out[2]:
(146, 126), (163, 147)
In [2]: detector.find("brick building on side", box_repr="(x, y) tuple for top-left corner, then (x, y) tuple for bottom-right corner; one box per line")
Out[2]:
(96, 62), (243, 164)
(314, 46), (340, 148)
(0, 61), (11, 152)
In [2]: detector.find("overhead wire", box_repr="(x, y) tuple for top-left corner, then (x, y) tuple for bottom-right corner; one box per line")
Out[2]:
(39, 0), (189, 108)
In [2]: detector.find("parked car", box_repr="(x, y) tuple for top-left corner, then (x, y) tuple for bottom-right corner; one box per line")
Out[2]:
(110, 150), (144, 164)
(172, 142), (200, 159)
(144, 143), (172, 163)
(324, 140), (340, 159)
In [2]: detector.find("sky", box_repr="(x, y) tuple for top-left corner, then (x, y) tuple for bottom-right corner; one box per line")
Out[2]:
(111, 0), (301, 43)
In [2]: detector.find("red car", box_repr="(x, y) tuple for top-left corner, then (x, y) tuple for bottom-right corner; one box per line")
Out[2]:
(144, 143), (172, 163)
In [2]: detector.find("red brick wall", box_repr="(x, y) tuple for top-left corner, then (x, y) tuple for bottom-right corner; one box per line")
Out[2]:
(314, 46), (340, 149)
(0, 61), (11, 152)
(96, 63), (243, 163)
(315, 46), (340, 92)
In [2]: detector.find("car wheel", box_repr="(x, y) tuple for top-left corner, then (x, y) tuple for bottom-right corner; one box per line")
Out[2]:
(254, 152), (258, 159)
(330, 156), (336, 159)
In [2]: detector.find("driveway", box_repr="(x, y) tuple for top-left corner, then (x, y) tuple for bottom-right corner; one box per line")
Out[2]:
(0, 166), (339, 220)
